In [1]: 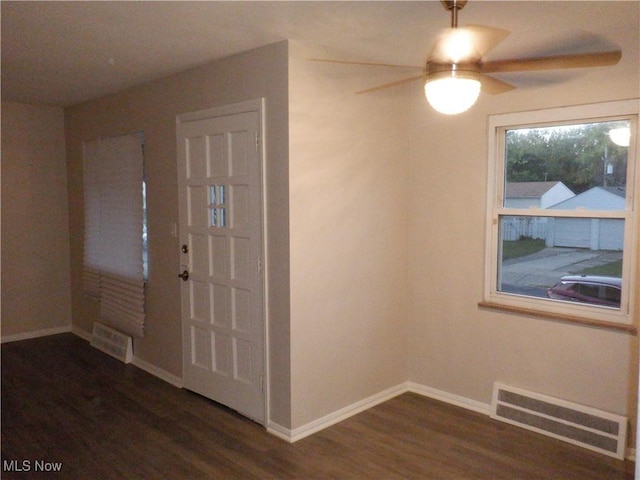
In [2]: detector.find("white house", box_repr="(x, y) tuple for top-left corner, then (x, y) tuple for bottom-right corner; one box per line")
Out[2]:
(549, 186), (626, 210)
(547, 186), (626, 250)
(504, 181), (575, 208)
(502, 182), (575, 241)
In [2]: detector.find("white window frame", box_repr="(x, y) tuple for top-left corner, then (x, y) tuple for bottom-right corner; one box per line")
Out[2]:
(483, 100), (639, 329)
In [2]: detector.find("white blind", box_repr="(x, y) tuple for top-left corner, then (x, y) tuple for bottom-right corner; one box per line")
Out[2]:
(83, 134), (145, 338)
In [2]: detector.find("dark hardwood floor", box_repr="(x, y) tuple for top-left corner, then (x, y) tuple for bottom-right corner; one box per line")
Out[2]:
(1, 334), (634, 479)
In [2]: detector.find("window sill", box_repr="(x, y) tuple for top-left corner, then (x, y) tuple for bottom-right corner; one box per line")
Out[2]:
(477, 301), (637, 335)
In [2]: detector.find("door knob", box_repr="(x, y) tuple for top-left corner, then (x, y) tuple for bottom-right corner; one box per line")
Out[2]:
(178, 270), (189, 281)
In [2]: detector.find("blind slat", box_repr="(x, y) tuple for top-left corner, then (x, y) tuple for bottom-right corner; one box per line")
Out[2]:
(83, 133), (146, 338)
(102, 290), (145, 312)
(83, 267), (101, 300)
(101, 303), (145, 338)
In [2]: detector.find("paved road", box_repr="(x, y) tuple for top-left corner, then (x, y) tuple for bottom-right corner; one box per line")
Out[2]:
(500, 247), (622, 298)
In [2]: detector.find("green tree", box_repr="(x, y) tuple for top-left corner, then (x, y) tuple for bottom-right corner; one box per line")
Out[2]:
(506, 121), (628, 193)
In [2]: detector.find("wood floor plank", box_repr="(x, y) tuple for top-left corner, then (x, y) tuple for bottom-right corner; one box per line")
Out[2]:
(1, 334), (634, 479)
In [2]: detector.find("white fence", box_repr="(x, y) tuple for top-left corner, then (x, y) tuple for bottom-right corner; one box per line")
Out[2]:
(501, 217), (547, 241)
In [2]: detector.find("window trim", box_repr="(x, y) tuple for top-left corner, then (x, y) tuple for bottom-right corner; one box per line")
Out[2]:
(482, 100), (639, 331)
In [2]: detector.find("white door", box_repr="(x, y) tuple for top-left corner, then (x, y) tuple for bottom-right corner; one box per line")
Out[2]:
(177, 101), (265, 423)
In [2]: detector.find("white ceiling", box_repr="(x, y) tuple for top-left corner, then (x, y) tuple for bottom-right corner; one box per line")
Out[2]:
(2, 1), (637, 107)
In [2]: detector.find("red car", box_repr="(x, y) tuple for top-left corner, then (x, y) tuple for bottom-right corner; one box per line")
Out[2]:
(546, 275), (621, 308)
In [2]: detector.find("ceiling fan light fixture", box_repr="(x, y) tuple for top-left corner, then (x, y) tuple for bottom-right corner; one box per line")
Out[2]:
(424, 69), (481, 115)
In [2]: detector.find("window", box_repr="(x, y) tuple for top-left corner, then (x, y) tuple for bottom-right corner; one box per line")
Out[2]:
(83, 133), (147, 337)
(483, 100), (638, 328)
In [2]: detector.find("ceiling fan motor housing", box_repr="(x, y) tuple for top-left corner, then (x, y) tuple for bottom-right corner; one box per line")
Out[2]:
(441, 0), (468, 11)
(426, 61), (480, 83)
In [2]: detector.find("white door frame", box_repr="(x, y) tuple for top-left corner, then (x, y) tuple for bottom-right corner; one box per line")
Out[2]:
(176, 98), (269, 425)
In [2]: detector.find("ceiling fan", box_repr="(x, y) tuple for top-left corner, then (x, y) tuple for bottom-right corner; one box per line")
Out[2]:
(311, 0), (622, 115)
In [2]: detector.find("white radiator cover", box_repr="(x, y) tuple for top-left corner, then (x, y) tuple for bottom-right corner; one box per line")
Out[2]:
(491, 382), (627, 459)
(90, 322), (133, 364)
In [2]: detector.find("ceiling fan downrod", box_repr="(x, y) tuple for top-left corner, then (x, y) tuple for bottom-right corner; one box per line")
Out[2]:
(440, 0), (468, 28)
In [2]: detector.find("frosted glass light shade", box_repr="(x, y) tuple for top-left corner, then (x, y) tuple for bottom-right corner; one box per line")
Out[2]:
(424, 76), (481, 115)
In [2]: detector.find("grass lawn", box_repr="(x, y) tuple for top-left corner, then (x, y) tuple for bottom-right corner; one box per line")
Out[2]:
(502, 238), (546, 261)
(578, 259), (623, 277)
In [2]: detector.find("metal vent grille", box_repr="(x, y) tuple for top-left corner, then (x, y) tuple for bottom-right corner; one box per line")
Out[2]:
(90, 322), (133, 364)
(491, 382), (627, 459)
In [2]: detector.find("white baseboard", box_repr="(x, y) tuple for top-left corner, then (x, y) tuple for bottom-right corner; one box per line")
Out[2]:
(267, 421), (294, 442)
(72, 328), (184, 388)
(267, 382), (493, 443)
(407, 382), (491, 415)
(72, 326), (92, 342)
(268, 383), (409, 443)
(1, 325), (72, 344)
(132, 356), (183, 388)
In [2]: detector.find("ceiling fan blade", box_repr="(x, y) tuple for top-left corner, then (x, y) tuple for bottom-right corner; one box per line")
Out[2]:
(479, 73), (515, 95)
(464, 24), (511, 57)
(356, 75), (424, 94)
(309, 58), (423, 70)
(481, 50), (621, 73)
(429, 25), (510, 63)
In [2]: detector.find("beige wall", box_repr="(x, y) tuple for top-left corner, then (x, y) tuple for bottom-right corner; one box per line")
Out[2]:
(288, 42), (410, 428)
(57, 0), (639, 441)
(287, 1), (639, 435)
(406, 0), (639, 426)
(65, 38), (413, 432)
(64, 42), (292, 427)
(1, 102), (72, 338)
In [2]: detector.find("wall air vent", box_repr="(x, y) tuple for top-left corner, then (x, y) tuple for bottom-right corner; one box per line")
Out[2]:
(491, 382), (627, 459)
(90, 322), (133, 364)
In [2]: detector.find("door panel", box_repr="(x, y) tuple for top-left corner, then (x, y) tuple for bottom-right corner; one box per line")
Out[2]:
(177, 103), (264, 423)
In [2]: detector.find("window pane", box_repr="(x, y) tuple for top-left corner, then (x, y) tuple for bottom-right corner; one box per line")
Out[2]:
(210, 207), (217, 227)
(210, 185), (216, 205)
(504, 120), (629, 210)
(498, 215), (623, 308)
